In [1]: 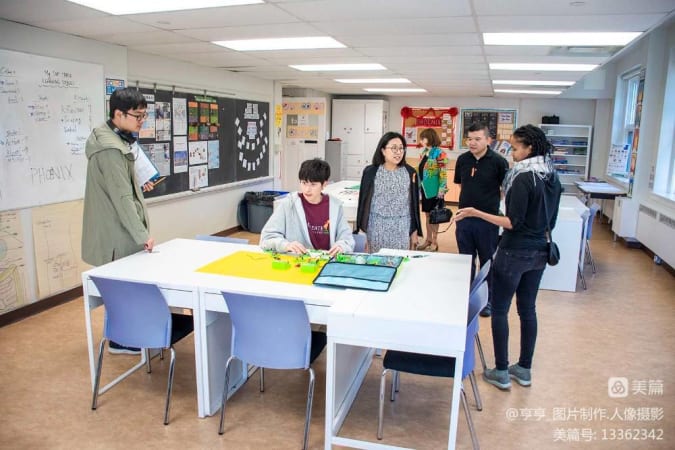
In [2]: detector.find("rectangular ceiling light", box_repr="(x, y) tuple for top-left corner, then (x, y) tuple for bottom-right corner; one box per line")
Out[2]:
(363, 88), (427, 93)
(484, 32), (642, 46)
(335, 78), (411, 84)
(214, 37), (345, 51)
(290, 64), (386, 71)
(492, 80), (575, 86)
(494, 89), (562, 95)
(66, 0), (263, 15)
(490, 63), (598, 71)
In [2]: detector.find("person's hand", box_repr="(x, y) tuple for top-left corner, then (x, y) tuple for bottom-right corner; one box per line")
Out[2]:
(142, 181), (155, 192)
(144, 237), (155, 252)
(454, 207), (476, 222)
(284, 241), (307, 254)
(327, 244), (343, 257)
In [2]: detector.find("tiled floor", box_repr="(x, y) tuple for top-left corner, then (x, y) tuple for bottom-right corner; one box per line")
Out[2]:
(0, 216), (673, 449)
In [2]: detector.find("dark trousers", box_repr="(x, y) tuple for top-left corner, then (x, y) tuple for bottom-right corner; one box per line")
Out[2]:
(490, 248), (548, 370)
(455, 217), (499, 301)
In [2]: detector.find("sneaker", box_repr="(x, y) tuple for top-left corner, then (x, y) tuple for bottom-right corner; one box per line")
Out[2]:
(479, 303), (491, 317)
(508, 364), (532, 387)
(483, 368), (511, 390)
(108, 341), (141, 355)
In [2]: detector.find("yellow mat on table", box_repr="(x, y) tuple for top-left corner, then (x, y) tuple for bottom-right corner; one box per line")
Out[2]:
(196, 250), (327, 285)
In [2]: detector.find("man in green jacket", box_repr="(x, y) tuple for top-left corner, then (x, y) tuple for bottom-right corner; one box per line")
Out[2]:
(81, 87), (154, 354)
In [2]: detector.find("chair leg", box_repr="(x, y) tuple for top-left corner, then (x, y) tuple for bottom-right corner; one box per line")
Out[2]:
(160, 348), (164, 360)
(377, 368), (389, 440)
(218, 356), (236, 435)
(259, 367), (265, 392)
(460, 386), (480, 450)
(302, 368), (316, 450)
(91, 338), (106, 410)
(145, 348), (152, 374)
(390, 370), (399, 402)
(578, 265), (587, 290)
(475, 335), (487, 372)
(468, 370), (483, 411)
(394, 370), (400, 393)
(587, 242), (597, 273)
(163, 347), (176, 425)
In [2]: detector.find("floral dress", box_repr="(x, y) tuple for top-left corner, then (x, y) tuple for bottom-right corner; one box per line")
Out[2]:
(367, 165), (411, 252)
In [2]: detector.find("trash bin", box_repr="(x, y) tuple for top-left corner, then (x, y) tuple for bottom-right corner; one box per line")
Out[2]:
(243, 191), (288, 233)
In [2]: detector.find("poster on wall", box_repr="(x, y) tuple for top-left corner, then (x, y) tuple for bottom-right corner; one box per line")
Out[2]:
(400, 107), (458, 149)
(234, 99), (270, 181)
(459, 108), (518, 148)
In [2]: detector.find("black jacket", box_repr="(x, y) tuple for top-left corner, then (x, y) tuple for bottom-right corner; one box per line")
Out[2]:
(355, 164), (423, 237)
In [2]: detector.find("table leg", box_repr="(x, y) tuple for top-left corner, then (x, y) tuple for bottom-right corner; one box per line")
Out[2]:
(447, 351), (464, 449)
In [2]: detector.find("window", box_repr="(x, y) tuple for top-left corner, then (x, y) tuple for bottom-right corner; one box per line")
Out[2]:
(652, 47), (675, 201)
(607, 67), (642, 184)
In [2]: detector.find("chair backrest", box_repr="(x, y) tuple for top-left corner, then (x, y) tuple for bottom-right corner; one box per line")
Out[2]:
(90, 276), (172, 349)
(469, 260), (491, 297)
(222, 291), (312, 370)
(461, 281), (488, 378)
(353, 233), (367, 252)
(466, 280), (489, 325)
(586, 203), (602, 239)
(195, 235), (249, 244)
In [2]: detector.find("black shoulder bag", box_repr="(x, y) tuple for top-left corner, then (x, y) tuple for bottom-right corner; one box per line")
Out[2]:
(542, 193), (560, 266)
(429, 198), (454, 233)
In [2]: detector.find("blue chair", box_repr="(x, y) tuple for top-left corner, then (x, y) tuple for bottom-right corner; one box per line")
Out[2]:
(195, 234), (249, 244)
(470, 260), (491, 371)
(585, 203), (602, 273)
(377, 281), (488, 450)
(218, 291), (327, 450)
(90, 276), (194, 425)
(353, 232), (367, 252)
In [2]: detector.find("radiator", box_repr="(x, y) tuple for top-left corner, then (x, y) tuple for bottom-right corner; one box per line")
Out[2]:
(637, 205), (675, 267)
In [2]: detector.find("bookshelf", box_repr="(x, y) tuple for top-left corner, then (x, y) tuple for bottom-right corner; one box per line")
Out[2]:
(540, 124), (592, 195)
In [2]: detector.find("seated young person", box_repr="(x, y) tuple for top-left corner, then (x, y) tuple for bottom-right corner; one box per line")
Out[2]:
(260, 158), (355, 256)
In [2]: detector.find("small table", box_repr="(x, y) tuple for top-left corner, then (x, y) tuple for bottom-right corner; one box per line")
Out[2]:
(323, 180), (359, 222)
(575, 181), (627, 201)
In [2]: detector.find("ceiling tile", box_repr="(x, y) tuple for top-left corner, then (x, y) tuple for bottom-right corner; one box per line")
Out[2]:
(173, 23), (321, 41)
(0, 0), (105, 22)
(477, 14), (668, 32)
(312, 17), (476, 36)
(276, 0), (473, 20)
(341, 33), (480, 48)
(472, 0), (675, 15)
(124, 4), (301, 30)
(32, 16), (158, 37)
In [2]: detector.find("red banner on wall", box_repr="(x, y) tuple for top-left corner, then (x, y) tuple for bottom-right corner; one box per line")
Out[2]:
(415, 117), (442, 127)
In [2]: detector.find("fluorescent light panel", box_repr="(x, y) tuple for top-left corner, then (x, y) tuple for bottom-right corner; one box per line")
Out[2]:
(492, 80), (575, 86)
(484, 32), (642, 46)
(494, 89), (562, 95)
(335, 78), (411, 84)
(290, 64), (386, 71)
(490, 63), (598, 71)
(363, 88), (426, 93)
(66, 0), (263, 15)
(214, 37), (345, 51)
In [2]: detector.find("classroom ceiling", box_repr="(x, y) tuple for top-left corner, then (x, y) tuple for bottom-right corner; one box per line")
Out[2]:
(1, 0), (674, 97)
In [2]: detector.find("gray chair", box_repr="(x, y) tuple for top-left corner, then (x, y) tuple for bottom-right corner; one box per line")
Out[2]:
(469, 260), (491, 371)
(218, 291), (326, 450)
(377, 281), (488, 450)
(195, 234), (249, 244)
(90, 276), (194, 425)
(353, 232), (367, 252)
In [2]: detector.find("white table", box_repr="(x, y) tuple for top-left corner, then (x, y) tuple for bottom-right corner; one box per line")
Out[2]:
(323, 180), (359, 222)
(83, 239), (472, 449)
(326, 249), (472, 450)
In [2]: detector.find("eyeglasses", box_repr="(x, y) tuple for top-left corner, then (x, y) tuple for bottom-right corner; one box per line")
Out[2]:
(385, 145), (405, 153)
(124, 111), (148, 121)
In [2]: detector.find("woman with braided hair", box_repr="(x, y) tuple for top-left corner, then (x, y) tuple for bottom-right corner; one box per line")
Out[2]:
(454, 124), (562, 391)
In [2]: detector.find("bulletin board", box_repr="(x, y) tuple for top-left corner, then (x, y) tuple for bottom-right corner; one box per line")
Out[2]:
(400, 107), (458, 149)
(459, 108), (517, 148)
(136, 87), (270, 199)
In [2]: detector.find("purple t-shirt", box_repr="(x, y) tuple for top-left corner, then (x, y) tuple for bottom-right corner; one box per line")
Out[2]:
(300, 193), (330, 250)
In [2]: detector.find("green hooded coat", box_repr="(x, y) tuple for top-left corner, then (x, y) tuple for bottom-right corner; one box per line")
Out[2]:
(81, 123), (149, 266)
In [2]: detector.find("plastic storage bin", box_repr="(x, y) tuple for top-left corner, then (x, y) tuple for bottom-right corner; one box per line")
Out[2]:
(243, 191), (288, 233)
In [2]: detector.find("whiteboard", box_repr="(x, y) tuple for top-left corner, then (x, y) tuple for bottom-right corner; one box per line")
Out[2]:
(0, 49), (104, 211)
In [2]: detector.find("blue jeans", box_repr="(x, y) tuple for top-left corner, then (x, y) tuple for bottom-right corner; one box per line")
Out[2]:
(455, 217), (499, 302)
(491, 247), (548, 370)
